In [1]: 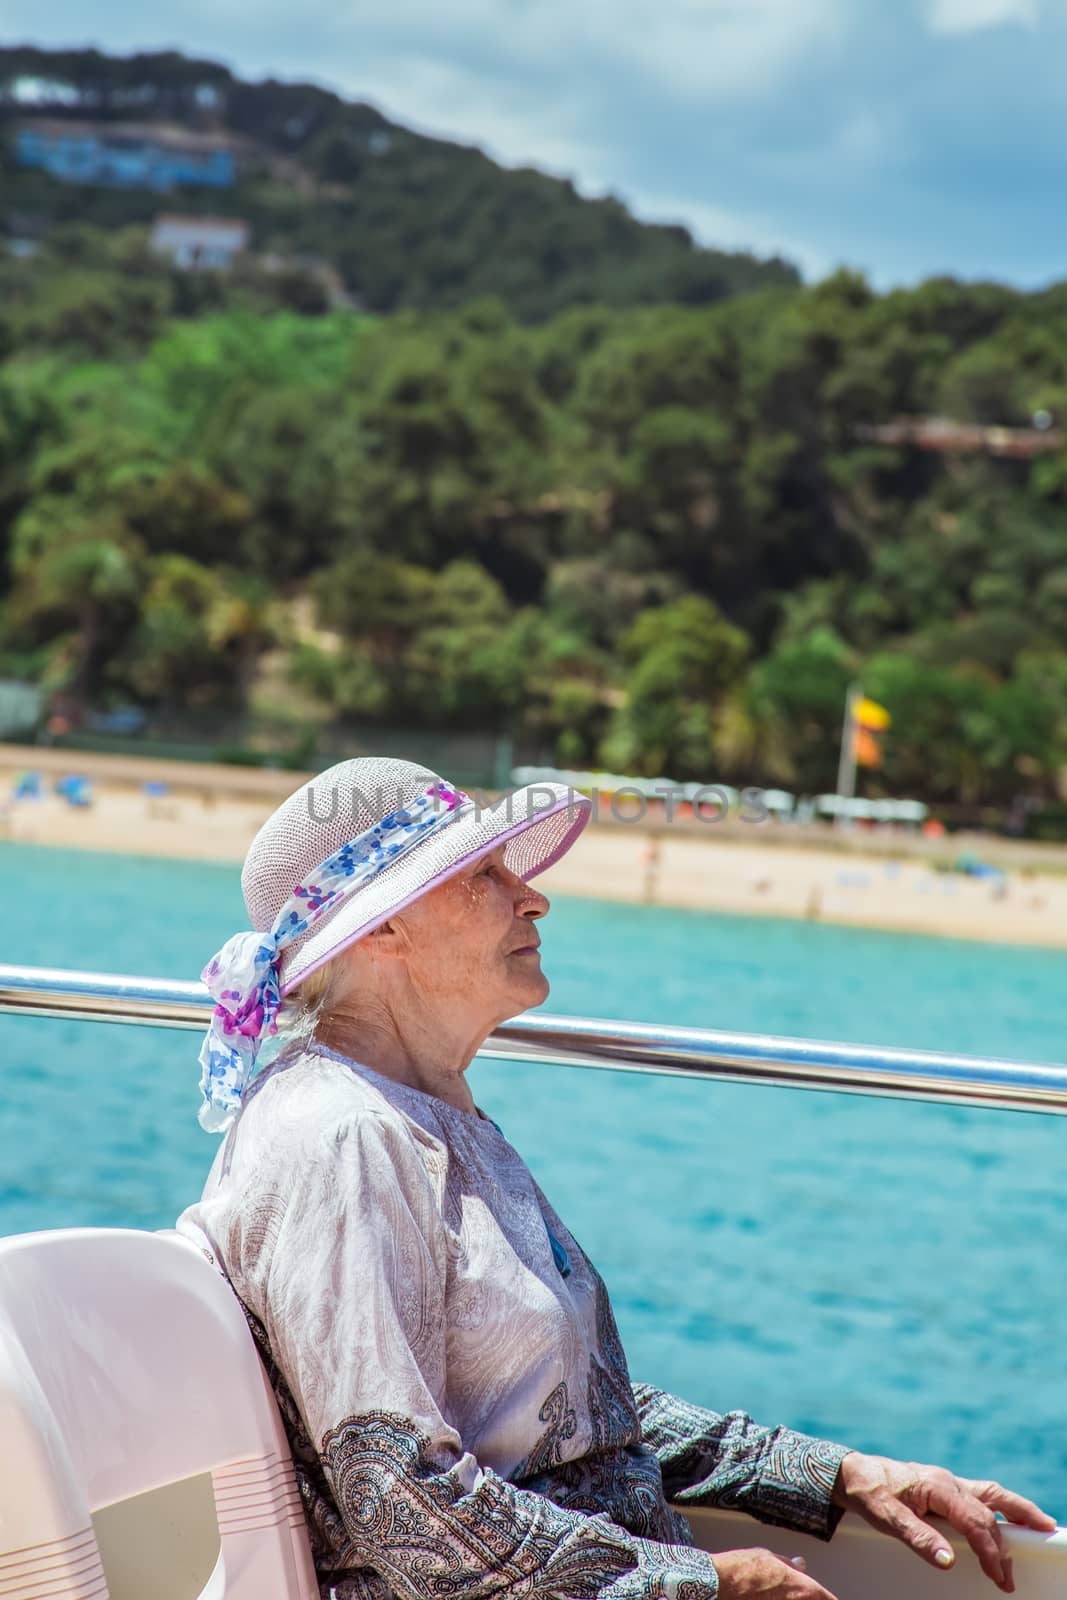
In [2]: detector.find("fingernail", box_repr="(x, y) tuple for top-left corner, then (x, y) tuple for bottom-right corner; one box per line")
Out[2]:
(935, 1549), (954, 1568)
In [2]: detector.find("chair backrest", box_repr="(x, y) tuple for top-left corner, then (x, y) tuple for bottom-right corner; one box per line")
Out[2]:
(0, 1227), (318, 1600)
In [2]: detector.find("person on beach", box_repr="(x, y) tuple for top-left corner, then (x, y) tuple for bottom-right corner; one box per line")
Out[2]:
(177, 757), (1054, 1600)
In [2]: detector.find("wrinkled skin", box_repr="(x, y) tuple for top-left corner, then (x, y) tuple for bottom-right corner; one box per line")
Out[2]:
(714, 1451), (1056, 1598)
(714, 1550), (837, 1599)
(829, 1450), (1054, 1594)
(314, 841), (549, 1111)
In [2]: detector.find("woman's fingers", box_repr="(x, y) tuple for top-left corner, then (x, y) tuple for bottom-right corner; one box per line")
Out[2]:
(839, 1453), (1056, 1593)
(930, 1475), (1057, 1592)
(921, 1481), (1022, 1592)
(769, 1550), (837, 1598)
(937, 1485), (1014, 1592)
(792, 1570), (837, 1599)
(715, 1546), (839, 1597)
(966, 1479), (1058, 1532)
(869, 1493), (958, 1569)
(877, 1483), (1014, 1592)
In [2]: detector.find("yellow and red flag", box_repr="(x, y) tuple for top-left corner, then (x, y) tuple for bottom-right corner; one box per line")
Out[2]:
(855, 696), (891, 732)
(854, 727), (884, 768)
(853, 695), (891, 768)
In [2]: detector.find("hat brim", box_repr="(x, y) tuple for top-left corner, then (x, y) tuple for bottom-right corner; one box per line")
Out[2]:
(277, 784), (590, 998)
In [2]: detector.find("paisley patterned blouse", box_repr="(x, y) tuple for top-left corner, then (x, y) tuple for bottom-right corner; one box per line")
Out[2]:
(176, 1039), (848, 1600)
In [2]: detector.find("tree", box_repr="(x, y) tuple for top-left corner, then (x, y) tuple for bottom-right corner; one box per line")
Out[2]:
(601, 595), (750, 777)
(861, 653), (993, 804)
(119, 553), (220, 704)
(8, 518), (144, 710)
(747, 626), (854, 792)
(544, 558), (679, 650)
(7, 187), (1067, 806)
(205, 572), (279, 707)
(119, 463), (254, 566)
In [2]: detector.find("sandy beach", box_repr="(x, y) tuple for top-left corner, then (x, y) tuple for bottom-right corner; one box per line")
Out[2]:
(3, 744), (1067, 949)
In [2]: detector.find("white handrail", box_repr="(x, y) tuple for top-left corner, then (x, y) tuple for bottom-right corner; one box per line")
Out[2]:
(2, 963), (1066, 1115)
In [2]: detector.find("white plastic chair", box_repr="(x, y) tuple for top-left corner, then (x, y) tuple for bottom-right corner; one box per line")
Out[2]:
(2, 1229), (1063, 1600)
(0, 1227), (318, 1600)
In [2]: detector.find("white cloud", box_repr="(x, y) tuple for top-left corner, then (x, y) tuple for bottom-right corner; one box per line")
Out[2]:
(235, 0), (851, 233)
(604, 0), (846, 99)
(926, 0), (1039, 34)
(215, 0), (847, 106)
(326, 54), (610, 187)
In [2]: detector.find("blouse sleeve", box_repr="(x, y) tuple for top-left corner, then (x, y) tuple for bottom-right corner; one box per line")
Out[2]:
(631, 1383), (849, 1542)
(239, 1110), (725, 1600)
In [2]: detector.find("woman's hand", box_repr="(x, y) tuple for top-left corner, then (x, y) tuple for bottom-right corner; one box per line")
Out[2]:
(714, 1549), (838, 1599)
(830, 1449), (1057, 1593)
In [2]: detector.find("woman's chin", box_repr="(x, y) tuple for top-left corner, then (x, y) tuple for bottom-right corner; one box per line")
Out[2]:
(505, 960), (550, 1008)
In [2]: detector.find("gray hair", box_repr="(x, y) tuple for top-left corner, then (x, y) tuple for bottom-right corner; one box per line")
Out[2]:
(270, 954), (353, 1055)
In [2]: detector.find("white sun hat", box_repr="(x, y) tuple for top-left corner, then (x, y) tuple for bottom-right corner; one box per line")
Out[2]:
(246, 757), (589, 996)
(196, 757), (590, 1131)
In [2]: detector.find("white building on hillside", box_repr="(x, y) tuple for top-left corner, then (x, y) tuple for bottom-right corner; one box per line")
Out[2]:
(149, 214), (249, 270)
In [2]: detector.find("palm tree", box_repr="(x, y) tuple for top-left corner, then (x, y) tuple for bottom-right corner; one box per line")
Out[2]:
(10, 517), (144, 715)
(206, 571), (279, 710)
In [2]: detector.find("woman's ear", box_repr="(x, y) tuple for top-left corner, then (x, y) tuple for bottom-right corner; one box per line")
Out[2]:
(366, 917), (409, 958)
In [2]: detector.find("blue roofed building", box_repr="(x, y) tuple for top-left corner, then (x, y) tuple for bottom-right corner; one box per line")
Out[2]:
(14, 119), (237, 189)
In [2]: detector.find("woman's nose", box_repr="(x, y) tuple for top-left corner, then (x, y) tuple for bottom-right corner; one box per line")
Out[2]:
(519, 884), (549, 919)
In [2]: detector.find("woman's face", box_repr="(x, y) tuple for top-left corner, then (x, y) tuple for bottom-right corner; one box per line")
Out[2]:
(396, 843), (550, 1026)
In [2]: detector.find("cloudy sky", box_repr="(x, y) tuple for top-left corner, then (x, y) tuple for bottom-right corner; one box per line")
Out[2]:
(7, 0), (1067, 287)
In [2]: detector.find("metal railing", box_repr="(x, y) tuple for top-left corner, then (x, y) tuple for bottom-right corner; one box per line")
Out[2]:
(2, 963), (1066, 1116)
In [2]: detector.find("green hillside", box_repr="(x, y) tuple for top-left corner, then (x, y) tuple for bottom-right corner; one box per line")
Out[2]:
(3, 50), (1067, 825)
(4, 255), (1067, 821)
(0, 46), (799, 320)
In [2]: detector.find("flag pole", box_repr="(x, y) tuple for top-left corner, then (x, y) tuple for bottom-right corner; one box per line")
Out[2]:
(835, 682), (861, 828)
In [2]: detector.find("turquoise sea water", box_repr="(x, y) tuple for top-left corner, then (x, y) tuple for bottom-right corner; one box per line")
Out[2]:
(2, 839), (1066, 1519)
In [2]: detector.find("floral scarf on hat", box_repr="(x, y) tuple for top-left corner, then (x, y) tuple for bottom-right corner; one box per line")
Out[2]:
(197, 782), (470, 1131)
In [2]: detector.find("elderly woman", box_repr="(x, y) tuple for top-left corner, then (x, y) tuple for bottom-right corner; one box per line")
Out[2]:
(177, 758), (1053, 1600)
